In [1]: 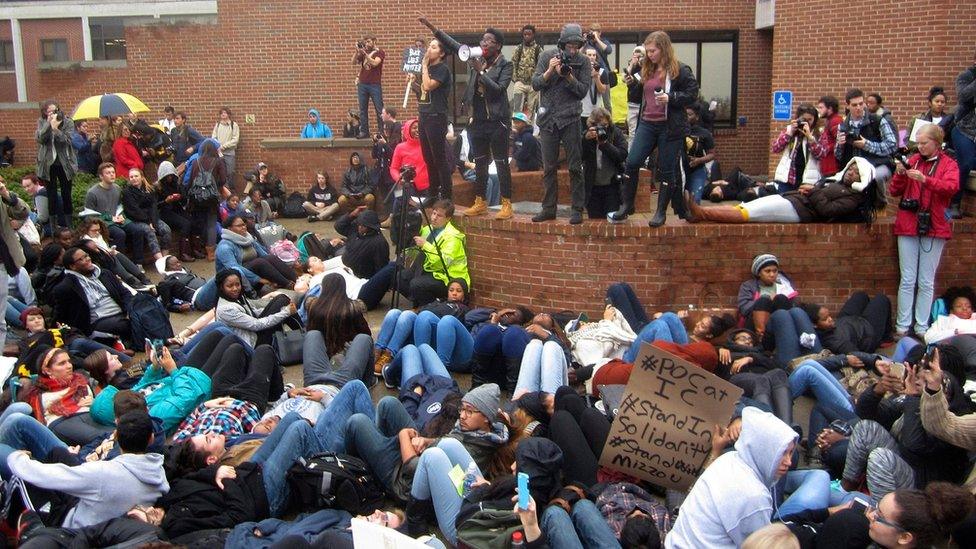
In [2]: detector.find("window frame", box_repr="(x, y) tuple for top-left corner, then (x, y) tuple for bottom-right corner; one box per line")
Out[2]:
(0, 40), (13, 71)
(89, 17), (127, 61)
(40, 38), (69, 63)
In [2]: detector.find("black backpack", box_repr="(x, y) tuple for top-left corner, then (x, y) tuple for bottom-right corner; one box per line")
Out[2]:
(280, 192), (307, 218)
(127, 292), (174, 344)
(188, 162), (219, 206)
(286, 452), (385, 515)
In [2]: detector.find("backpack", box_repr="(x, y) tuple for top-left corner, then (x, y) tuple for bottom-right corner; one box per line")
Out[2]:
(127, 292), (174, 344)
(269, 239), (300, 264)
(281, 192), (307, 218)
(286, 452), (385, 516)
(188, 162), (219, 206)
(255, 221), (287, 248)
(296, 231), (331, 263)
(455, 509), (524, 549)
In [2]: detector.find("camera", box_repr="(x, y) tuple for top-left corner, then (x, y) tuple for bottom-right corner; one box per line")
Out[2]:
(399, 164), (417, 182)
(591, 124), (608, 141)
(654, 86), (664, 95)
(585, 32), (595, 41)
(356, 41), (365, 49)
(843, 127), (860, 142)
(53, 109), (64, 123)
(898, 198), (920, 212)
(795, 120), (808, 133)
(895, 154), (912, 170)
(559, 51), (574, 76)
(916, 210), (932, 236)
(372, 133), (384, 142)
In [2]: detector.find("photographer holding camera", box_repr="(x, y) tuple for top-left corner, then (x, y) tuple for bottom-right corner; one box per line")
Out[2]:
(579, 46), (610, 130)
(353, 33), (386, 139)
(530, 23), (592, 224)
(35, 100), (77, 232)
(581, 107), (628, 219)
(771, 104), (827, 194)
(835, 88), (897, 184)
(890, 124), (960, 339)
(623, 46), (645, 145)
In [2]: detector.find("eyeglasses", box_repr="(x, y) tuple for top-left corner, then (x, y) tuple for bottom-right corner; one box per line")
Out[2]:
(460, 405), (482, 417)
(867, 505), (905, 531)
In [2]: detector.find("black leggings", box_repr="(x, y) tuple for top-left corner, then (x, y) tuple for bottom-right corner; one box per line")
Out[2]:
(548, 387), (610, 487)
(837, 291), (891, 351)
(191, 332), (283, 411)
(43, 163), (73, 229)
(418, 112), (453, 199)
(245, 256), (297, 289)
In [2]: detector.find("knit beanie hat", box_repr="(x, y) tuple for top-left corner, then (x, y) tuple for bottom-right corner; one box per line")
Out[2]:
(751, 253), (779, 277)
(516, 392), (549, 424)
(463, 383), (500, 423)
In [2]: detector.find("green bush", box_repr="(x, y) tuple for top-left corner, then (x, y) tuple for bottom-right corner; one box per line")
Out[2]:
(0, 165), (100, 227)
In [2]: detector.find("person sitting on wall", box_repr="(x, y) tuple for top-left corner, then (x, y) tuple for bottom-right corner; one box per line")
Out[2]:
(338, 152), (376, 212)
(300, 108), (333, 139)
(342, 109), (361, 138)
(835, 88), (898, 185)
(511, 112), (542, 172)
(242, 162), (286, 214)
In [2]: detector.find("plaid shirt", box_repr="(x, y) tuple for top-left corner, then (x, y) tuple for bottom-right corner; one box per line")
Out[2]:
(597, 482), (672, 543)
(172, 399), (261, 442)
(771, 129), (828, 186)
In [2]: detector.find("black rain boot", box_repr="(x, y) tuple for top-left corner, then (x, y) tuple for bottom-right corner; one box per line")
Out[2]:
(504, 356), (523, 395)
(669, 179), (688, 220)
(608, 172), (638, 223)
(470, 352), (499, 389)
(771, 380), (794, 428)
(405, 496), (435, 537)
(648, 181), (671, 227)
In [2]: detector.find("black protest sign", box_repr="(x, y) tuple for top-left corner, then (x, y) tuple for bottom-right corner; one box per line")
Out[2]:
(598, 343), (743, 491)
(402, 47), (424, 73)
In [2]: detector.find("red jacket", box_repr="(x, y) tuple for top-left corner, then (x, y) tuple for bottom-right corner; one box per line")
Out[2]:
(389, 119), (429, 191)
(889, 151), (959, 240)
(113, 137), (144, 178)
(818, 114), (843, 176)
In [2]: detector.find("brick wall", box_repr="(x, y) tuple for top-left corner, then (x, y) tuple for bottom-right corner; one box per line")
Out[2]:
(768, 0), (976, 174)
(1, 0), (772, 185)
(462, 215), (976, 316)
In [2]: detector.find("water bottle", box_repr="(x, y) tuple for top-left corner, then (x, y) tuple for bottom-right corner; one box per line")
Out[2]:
(511, 531), (524, 548)
(462, 462), (478, 496)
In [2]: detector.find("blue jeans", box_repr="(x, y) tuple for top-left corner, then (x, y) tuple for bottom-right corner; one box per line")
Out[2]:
(623, 312), (688, 363)
(472, 324), (532, 359)
(896, 235), (946, 334)
(892, 336), (921, 362)
(769, 308), (822, 368)
(396, 344), (452, 387)
(789, 360), (853, 412)
(345, 396), (415, 492)
(625, 120), (680, 186)
(606, 282), (649, 333)
(952, 127), (975, 206)
(5, 297), (28, 328)
(0, 406), (67, 478)
(413, 311), (474, 371)
(123, 221), (160, 260)
(376, 309), (417, 354)
(541, 499), (622, 549)
(249, 380), (375, 516)
(68, 337), (131, 363)
(775, 469), (833, 520)
(303, 330), (374, 387)
(686, 166), (709, 203)
(357, 83), (384, 135)
(514, 339), (567, 396)
(411, 438), (481, 546)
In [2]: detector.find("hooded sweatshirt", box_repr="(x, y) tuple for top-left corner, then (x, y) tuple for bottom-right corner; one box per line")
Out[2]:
(341, 152), (374, 196)
(8, 451), (169, 528)
(389, 119), (429, 191)
(301, 109), (333, 139)
(665, 407), (798, 549)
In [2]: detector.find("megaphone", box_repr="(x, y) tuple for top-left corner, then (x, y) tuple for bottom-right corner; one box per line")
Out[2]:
(457, 45), (483, 62)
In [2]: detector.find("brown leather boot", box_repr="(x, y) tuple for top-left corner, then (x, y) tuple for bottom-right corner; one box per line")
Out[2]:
(179, 238), (196, 263)
(205, 245), (216, 261)
(686, 192), (748, 224)
(464, 196), (488, 216)
(495, 198), (513, 220)
(752, 310), (771, 338)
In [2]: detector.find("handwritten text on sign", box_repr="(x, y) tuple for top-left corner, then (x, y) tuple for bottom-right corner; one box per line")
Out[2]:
(402, 47), (424, 73)
(599, 343), (742, 491)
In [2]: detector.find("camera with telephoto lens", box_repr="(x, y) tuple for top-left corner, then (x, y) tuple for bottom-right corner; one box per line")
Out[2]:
(559, 51), (574, 76)
(843, 126), (860, 142)
(592, 124), (608, 141)
(585, 31), (595, 41)
(356, 41), (365, 49)
(54, 109), (64, 123)
(916, 210), (932, 236)
(795, 120), (808, 133)
(399, 164), (416, 182)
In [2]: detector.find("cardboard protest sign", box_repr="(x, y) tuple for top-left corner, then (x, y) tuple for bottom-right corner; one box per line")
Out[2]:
(598, 343), (743, 491)
(402, 47), (424, 73)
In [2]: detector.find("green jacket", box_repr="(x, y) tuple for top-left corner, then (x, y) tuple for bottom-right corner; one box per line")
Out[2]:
(418, 221), (470, 287)
(91, 364), (211, 433)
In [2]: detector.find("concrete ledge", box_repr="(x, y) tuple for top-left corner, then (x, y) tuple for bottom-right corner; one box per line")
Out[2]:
(0, 102), (38, 110)
(37, 60), (127, 71)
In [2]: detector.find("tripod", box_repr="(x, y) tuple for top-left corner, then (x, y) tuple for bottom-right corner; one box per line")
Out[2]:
(389, 167), (450, 309)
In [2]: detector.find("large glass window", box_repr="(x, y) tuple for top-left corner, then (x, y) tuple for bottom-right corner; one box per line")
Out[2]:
(0, 41), (13, 71)
(439, 30), (737, 128)
(40, 39), (69, 63)
(90, 17), (126, 61)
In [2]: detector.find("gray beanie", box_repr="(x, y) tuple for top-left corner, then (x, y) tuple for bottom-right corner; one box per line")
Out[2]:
(463, 383), (500, 423)
(558, 24), (584, 48)
(751, 253), (779, 277)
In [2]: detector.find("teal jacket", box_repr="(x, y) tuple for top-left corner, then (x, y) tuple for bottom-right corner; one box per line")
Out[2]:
(91, 365), (211, 433)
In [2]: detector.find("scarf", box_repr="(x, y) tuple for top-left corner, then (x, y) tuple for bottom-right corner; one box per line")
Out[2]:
(450, 419), (511, 447)
(220, 228), (255, 247)
(29, 371), (91, 423)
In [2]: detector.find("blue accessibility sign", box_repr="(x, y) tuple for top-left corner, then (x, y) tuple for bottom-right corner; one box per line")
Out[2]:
(772, 90), (793, 121)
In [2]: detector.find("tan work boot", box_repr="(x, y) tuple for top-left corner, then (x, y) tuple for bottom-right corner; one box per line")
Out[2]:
(685, 191), (748, 224)
(464, 196), (488, 216)
(374, 348), (392, 377)
(495, 198), (513, 220)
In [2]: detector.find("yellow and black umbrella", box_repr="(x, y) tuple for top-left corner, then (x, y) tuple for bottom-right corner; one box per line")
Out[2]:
(71, 93), (150, 120)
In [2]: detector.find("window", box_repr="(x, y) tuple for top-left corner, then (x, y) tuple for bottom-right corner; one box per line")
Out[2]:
(0, 41), (13, 71)
(89, 17), (126, 61)
(40, 39), (69, 63)
(443, 30), (738, 129)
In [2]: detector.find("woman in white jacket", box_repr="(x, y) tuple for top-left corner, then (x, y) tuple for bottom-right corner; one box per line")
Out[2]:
(214, 269), (296, 349)
(924, 288), (976, 344)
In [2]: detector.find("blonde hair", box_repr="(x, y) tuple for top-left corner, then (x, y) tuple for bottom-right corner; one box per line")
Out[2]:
(742, 523), (800, 549)
(642, 31), (680, 81)
(129, 168), (154, 191)
(918, 123), (945, 144)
